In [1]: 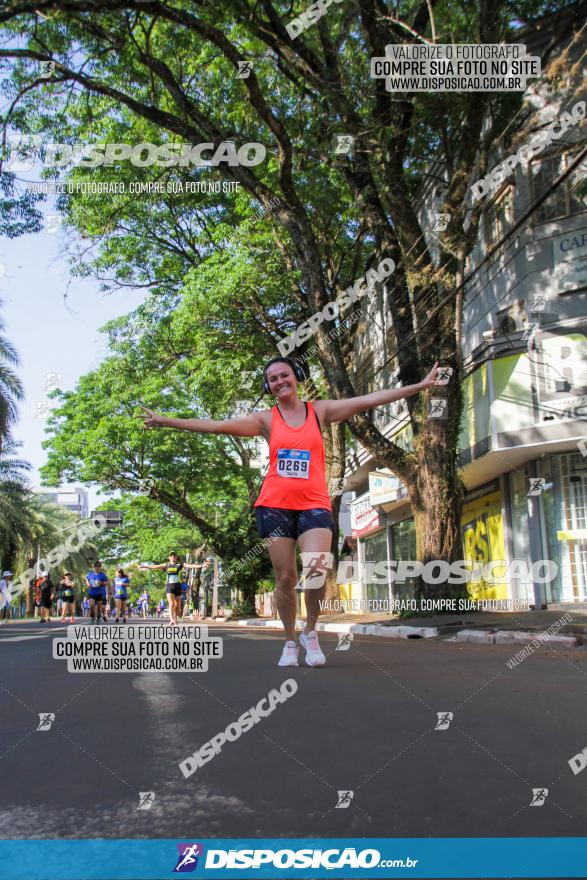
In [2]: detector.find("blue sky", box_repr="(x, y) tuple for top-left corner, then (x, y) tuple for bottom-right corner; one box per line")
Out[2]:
(1, 217), (145, 509)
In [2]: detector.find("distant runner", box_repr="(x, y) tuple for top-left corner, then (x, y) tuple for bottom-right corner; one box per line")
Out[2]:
(85, 561), (109, 625)
(113, 568), (130, 623)
(38, 573), (54, 624)
(139, 589), (150, 619)
(0, 571), (12, 624)
(180, 578), (189, 618)
(59, 572), (76, 623)
(139, 553), (202, 626)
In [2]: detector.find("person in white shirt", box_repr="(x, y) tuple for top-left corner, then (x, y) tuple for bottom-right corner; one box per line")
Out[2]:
(0, 571), (13, 623)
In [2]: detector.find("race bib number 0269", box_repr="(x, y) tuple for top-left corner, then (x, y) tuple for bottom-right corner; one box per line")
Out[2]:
(277, 449), (310, 479)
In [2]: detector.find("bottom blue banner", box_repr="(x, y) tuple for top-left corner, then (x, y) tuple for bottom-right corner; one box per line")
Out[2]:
(0, 837), (585, 879)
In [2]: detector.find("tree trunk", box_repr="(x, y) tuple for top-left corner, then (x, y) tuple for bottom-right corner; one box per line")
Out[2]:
(406, 367), (466, 601)
(408, 472), (465, 602)
(322, 420), (345, 602)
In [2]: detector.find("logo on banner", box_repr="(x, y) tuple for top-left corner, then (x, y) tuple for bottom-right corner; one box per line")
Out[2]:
(173, 843), (204, 872)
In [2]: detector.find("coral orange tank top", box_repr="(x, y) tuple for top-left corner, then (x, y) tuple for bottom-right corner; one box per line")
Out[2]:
(254, 401), (331, 511)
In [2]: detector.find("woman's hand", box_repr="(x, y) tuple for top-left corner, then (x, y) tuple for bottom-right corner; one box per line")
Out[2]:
(420, 361), (440, 390)
(138, 405), (164, 429)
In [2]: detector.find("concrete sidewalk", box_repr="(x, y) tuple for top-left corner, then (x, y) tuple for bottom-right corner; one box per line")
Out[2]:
(219, 603), (587, 647)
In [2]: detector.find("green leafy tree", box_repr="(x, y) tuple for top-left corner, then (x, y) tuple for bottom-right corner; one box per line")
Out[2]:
(0, 445), (101, 613)
(0, 172), (43, 239)
(0, 442), (32, 570)
(41, 349), (273, 606)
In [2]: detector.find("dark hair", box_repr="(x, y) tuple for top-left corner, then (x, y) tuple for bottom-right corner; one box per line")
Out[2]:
(263, 357), (305, 393)
(116, 568), (126, 577)
(169, 551), (178, 557)
(93, 561), (102, 566)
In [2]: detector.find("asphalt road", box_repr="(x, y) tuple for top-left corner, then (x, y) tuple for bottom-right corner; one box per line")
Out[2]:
(1, 619), (586, 846)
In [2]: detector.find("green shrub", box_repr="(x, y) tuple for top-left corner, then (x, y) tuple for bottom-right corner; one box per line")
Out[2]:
(229, 599), (256, 618)
(256, 578), (275, 594)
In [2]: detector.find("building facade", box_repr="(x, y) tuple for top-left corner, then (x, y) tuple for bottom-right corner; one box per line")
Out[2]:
(34, 485), (90, 520)
(340, 16), (587, 608)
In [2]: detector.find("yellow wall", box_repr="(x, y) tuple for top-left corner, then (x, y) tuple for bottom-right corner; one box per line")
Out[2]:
(461, 490), (508, 600)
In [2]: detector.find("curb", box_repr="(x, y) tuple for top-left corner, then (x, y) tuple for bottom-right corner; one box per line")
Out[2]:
(234, 618), (439, 639)
(231, 618), (581, 647)
(451, 628), (578, 648)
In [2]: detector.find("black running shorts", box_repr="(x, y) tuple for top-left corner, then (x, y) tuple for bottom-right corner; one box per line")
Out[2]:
(255, 506), (334, 540)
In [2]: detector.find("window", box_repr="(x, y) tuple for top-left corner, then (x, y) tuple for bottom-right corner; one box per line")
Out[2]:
(375, 371), (406, 432)
(354, 348), (375, 395)
(485, 186), (514, 246)
(364, 529), (389, 604)
(538, 454), (587, 601)
(530, 149), (587, 224)
(465, 239), (483, 275)
(494, 300), (527, 335)
(392, 518), (417, 601)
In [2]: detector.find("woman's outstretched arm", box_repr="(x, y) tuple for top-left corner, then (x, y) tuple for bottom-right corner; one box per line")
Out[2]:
(314, 363), (440, 426)
(138, 406), (268, 438)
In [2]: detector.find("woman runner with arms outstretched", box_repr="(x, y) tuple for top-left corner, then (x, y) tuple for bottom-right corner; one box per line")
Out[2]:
(140, 357), (439, 666)
(139, 553), (202, 626)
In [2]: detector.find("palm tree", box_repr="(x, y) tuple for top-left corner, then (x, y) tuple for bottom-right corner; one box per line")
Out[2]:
(0, 443), (32, 569)
(0, 447), (100, 615)
(0, 298), (24, 450)
(14, 493), (99, 618)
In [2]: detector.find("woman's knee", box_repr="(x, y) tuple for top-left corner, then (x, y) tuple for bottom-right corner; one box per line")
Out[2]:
(275, 571), (298, 592)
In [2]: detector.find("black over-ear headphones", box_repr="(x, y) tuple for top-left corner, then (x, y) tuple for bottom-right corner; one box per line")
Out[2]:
(263, 357), (306, 394)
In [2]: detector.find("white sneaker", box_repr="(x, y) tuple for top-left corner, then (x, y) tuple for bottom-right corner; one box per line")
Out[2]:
(299, 630), (326, 667)
(278, 640), (299, 667)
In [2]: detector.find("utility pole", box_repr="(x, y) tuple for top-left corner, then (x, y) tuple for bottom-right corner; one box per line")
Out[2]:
(212, 557), (219, 617)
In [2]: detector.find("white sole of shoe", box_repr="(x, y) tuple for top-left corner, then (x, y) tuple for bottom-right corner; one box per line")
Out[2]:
(300, 634), (325, 667)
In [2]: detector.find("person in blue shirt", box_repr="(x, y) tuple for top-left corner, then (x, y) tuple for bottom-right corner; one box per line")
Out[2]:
(180, 578), (189, 618)
(85, 561), (109, 624)
(113, 568), (130, 623)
